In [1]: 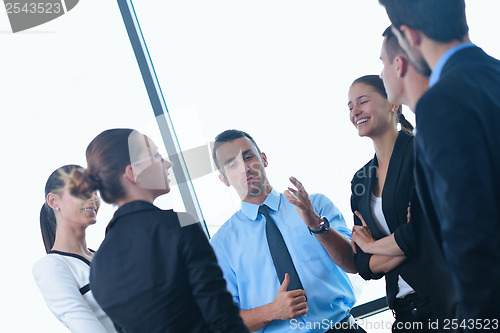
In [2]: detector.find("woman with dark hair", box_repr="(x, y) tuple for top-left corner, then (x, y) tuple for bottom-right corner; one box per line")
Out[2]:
(69, 128), (248, 333)
(32, 165), (117, 333)
(348, 75), (434, 332)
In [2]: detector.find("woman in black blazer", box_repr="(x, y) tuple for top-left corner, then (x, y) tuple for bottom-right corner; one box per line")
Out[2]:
(69, 128), (249, 333)
(348, 75), (434, 332)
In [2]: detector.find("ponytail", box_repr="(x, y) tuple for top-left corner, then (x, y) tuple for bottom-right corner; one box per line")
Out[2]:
(70, 128), (134, 204)
(40, 203), (56, 253)
(69, 168), (101, 201)
(397, 109), (414, 135)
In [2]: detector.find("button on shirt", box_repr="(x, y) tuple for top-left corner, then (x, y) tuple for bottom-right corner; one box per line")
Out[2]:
(210, 189), (356, 333)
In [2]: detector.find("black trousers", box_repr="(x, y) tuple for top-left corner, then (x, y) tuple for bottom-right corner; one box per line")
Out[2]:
(392, 292), (435, 332)
(325, 315), (367, 333)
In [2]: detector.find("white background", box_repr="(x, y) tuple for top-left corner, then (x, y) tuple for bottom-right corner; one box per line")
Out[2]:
(1, 1), (499, 332)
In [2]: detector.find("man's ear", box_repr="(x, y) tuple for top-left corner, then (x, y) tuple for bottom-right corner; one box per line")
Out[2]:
(261, 152), (268, 167)
(46, 192), (59, 210)
(400, 24), (421, 48)
(218, 173), (230, 187)
(123, 165), (137, 184)
(395, 55), (408, 77)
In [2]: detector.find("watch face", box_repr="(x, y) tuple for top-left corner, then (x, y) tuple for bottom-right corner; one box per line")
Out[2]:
(310, 217), (329, 234)
(321, 216), (330, 229)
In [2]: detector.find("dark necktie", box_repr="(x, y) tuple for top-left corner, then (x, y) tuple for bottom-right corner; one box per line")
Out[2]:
(259, 204), (304, 291)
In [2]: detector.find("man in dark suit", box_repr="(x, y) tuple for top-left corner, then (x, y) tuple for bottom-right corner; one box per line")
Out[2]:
(379, 0), (500, 328)
(379, 26), (460, 326)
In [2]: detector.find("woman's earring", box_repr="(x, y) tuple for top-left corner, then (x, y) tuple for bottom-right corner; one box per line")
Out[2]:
(55, 207), (60, 212)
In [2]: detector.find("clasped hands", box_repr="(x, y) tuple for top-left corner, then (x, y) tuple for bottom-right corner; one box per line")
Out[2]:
(351, 211), (376, 254)
(352, 202), (412, 255)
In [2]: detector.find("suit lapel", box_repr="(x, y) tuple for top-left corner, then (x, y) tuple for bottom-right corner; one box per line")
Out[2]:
(382, 132), (412, 232)
(359, 156), (385, 240)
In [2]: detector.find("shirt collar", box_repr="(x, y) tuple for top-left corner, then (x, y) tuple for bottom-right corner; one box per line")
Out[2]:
(429, 42), (475, 87)
(241, 188), (281, 221)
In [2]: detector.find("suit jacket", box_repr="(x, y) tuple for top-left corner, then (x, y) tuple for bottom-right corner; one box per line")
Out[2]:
(89, 201), (249, 333)
(351, 131), (423, 308)
(415, 45), (500, 323)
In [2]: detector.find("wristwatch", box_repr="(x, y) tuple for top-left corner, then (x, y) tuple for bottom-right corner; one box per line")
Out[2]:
(308, 216), (330, 234)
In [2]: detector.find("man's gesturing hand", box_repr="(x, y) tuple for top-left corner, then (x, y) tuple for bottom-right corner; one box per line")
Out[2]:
(285, 176), (322, 229)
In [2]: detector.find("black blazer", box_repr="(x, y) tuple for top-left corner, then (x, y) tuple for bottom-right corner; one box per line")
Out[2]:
(415, 45), (500, 322)
(351, 131), (423, 308)
(89, 201), (249, 333)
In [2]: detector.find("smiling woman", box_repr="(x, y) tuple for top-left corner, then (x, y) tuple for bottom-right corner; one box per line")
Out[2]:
(348, 76), (441, 332)
(32, 165), (118, 333)
(348, 75), (412, 139)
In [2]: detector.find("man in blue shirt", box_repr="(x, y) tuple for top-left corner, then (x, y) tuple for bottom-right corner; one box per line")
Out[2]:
(380, 0), (500, 329)
(210, 129), (364, 333)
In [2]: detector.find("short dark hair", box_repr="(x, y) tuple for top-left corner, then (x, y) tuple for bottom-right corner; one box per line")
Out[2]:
(379, 0), (468, 42)
(382, 26), (407, 63)
(212, 129), (261, 171)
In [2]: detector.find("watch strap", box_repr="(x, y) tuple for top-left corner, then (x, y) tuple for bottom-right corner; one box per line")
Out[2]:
(308, 216), (330, 234)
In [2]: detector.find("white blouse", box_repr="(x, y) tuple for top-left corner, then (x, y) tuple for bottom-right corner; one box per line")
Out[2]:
(32, 251), (117, 333)
(370, 193), (415, 298)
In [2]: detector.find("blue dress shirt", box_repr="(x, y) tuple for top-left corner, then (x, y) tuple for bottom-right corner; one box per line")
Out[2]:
(210, 189), (356, 333)
(429, 42), (475, 87)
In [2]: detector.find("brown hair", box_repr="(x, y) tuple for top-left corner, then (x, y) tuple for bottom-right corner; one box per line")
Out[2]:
(382, 26), (407, 63)
(70, 128), (135, 204)
(351, 75), (414, 135)
(396, 111), (414, 136)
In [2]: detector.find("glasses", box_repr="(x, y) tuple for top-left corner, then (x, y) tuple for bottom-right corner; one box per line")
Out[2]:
(131, 151), (167, 166)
